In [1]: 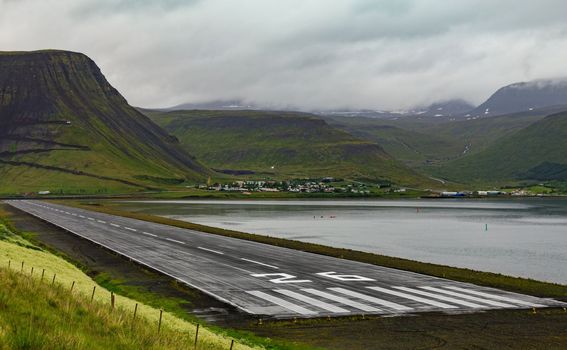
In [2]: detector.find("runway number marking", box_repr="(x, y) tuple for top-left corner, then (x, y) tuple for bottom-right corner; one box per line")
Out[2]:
(251, 273), (312, 284)
(316, 271), (375, 282)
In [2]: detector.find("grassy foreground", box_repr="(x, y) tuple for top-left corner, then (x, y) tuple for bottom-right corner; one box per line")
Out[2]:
(0, 221), (259, 350)
(69, 201), (567, 301)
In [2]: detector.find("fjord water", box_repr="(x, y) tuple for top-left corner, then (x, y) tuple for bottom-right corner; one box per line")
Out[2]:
(117, 199), (567, 284)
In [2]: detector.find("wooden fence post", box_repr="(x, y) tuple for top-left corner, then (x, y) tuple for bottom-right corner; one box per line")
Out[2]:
(41, 269), (45, 282)
(132, 303), (138, 325)
(51, 273), (56, 286)
(91, 286), (96, 303)
(158, 309), (163, 334)
(70, 281), (75, 293)
(30, 267), (34, 277)
(21, 261), (24, 273)
(110, 292), (115, 311)
(229, 339), (234, 350)
(194, 323), (200, 349)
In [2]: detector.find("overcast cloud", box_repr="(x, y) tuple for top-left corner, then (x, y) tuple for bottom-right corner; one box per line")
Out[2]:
(1, 0), (567, 109)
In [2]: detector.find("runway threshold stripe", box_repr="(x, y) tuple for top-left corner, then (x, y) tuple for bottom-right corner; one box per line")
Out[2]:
(393, 287), (484, 308)
(247, 291), (317, 315)
(367, 287), (458, 309)
(274, 289), (350, 313)
(302, 289), (380, 312)
(443, 286), (546, 307)
(197, 247), (224, 255)
(240, 258), (279, 269)
(165, 238), (185, 245)
(419, 287), (515, 307)
(329, 288), (412, 311)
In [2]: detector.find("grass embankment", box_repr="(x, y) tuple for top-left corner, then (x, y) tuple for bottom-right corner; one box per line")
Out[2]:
(0, 220), (258, 350)
(70, 201), (567, 301)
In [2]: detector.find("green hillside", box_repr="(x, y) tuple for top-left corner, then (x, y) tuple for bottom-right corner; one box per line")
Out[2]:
(144, 109), (430, 186)
(323, 108), (559, 170)
(0, 50), (209, 195)
(433, 112), (567, 183)
(323, 118), (458, 167)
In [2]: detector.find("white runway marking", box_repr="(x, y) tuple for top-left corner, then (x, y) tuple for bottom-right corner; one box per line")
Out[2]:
(444, 286), (546, 307)
(141, 231), (157, 237)
(165, 238), (185, 245)
(197, 246), (224, 255)
(240, 258), (279, 269)
(367, 287), (458, 309)
(329, 287), (412, 311)
(88, 217), (95, 221)
(247, 291), (317, 315)
(97, 220), (107, 224)
(274, 289), (350, 313)
(302, 289), (380, 312)
(124, 227), (137, 232)
(110, 223), (121, 228)
(79, 215), (85, 218)
(393, 287), (484, 308)
(419, 287), (515, 307)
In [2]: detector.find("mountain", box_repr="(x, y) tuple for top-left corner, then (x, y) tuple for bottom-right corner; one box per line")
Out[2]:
(470, 79), (567, 117)
(416, 99), (476, 118)
(143, 109), (432, 186)
(322, 106), (564, 170)
(165, 99), (259, 111)
(0, 50), (208, 195)
(434, 111), (567, 182)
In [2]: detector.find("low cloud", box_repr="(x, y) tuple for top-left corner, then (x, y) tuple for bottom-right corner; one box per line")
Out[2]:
(1, 0), (567, 109)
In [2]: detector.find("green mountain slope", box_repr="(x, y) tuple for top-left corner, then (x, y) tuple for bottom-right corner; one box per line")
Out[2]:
(324, 107), (562, 170)
(433, 112), (567, 182)
(144, 109), (430, 186)
(0, 50), (208, 195)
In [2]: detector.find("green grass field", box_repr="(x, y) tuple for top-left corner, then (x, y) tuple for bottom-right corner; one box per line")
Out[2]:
(0, 220), (259, 350)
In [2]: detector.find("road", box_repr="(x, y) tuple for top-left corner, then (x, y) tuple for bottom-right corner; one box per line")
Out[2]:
(6, 200), (565, 319)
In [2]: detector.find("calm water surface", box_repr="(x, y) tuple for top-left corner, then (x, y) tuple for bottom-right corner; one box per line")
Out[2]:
(115, 199), (567, 284)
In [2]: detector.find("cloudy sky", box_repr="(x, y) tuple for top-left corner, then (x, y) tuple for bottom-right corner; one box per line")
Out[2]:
(1, 0), (567, 110)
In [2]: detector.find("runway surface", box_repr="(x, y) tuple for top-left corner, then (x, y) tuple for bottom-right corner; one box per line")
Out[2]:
(6, 200), (565, 319)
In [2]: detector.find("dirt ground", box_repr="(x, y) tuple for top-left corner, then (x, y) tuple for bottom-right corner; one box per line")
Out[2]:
(4, 203), (567, 350)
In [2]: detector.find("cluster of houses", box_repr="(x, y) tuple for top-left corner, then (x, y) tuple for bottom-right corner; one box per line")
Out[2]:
(198, 178), (372, 194)
(438, 189), (551, 197)
(439, 190), (505, 197)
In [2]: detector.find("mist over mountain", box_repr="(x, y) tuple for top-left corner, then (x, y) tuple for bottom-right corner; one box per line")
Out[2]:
(415, 100), (476, 118)
(469, 79), (567, 117)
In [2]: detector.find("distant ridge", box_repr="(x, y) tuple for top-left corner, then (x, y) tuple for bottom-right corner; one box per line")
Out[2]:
(144, 109), (433, 187)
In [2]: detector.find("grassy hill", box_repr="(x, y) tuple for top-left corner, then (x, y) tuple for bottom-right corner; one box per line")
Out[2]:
(432, 112), (567, 183)
(143, 109), (431, 186)
(0, 50), (209, 195)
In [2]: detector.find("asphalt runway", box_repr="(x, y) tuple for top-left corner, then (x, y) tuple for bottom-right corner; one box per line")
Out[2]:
(6, 200), (565, 319)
